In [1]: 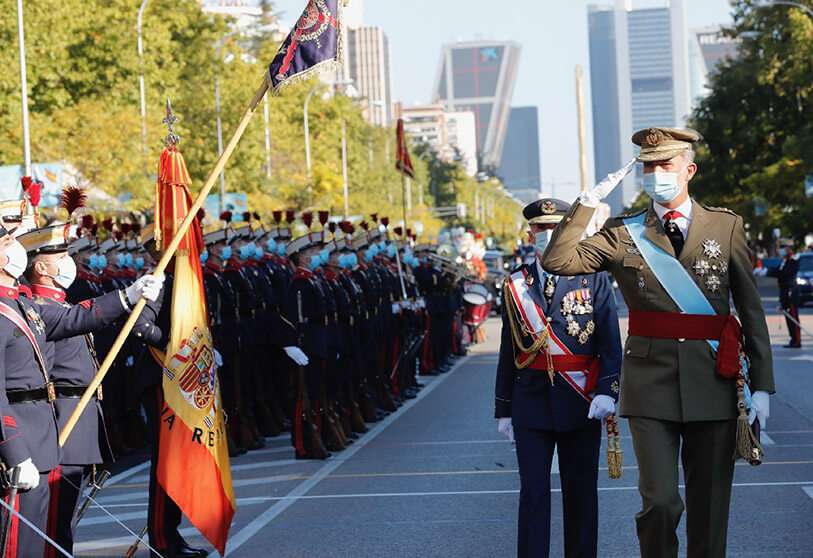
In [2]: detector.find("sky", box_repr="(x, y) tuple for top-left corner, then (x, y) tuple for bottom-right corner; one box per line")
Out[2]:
(267, 0), (736, 201)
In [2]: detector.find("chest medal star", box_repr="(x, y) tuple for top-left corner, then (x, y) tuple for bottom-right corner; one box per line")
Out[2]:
(702, 239), (722, 259)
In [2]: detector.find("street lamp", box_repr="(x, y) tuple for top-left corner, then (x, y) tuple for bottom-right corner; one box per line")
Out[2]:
(754, 0), (813, 18)
(15, 0), (31, 177)
(137, 0), (149, 167)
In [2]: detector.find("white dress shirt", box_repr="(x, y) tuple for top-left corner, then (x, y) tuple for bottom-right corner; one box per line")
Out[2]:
(653, 197), (693, 240)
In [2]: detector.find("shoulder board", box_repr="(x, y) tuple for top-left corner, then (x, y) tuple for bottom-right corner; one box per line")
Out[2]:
(700, 204), (738, 216)
(618, 207), (647, 219)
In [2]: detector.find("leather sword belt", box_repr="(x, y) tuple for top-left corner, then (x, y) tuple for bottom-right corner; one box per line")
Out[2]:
(628, 311), (743, 379)
(7, 383), (102, 404)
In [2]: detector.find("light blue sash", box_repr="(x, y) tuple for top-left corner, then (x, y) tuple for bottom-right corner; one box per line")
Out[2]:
(622, 213), (751, 395)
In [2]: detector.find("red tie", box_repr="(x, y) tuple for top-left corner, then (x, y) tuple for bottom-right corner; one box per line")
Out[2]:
(663, 210), (685, 222)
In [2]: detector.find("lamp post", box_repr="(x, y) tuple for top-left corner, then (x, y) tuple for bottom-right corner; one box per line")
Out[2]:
(341, 120), (349, 218)
(137, 0), (149, 167)
(755, 0), (813, 18)
(16, 0), (31, 177)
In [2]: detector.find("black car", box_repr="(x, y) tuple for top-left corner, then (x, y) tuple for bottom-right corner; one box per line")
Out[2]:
(797, 253), (813, 306)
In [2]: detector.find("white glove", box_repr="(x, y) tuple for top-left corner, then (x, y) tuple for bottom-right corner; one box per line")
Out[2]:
(125, 274), (165, 305)
(749, 391), (770, 429)
(11, 458), (40, 491)
(284, 346), (309, 367)
(587, 394), (616, 420)
(579, 158), (637, 208)
(497, 418), (514, 442)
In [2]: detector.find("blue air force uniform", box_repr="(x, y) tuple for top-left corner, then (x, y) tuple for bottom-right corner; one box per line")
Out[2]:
(494, 199), (622, 558)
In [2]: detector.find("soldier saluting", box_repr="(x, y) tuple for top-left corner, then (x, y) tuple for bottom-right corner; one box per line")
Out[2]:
(495, 198), (622, 558)
(542, 128), (774, 558)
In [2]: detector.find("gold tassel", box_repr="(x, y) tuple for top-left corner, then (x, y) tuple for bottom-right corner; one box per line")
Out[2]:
(734, 376), (763, 466)
(606, 415), (623, 479)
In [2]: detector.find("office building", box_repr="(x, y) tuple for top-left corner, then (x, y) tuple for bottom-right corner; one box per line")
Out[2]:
(432, 41), (522, 172)
(345, 26), (394, 126)
(498, 107), (542, 203)
(587, 0), (690, 212)
(395, 104), (478, 177)
(690, 26), (740, 104)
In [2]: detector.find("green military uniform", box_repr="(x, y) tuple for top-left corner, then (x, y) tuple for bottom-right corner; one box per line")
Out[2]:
(541, 127), (774, 558)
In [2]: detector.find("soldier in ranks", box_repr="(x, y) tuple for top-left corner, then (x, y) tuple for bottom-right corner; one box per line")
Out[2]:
(495, 198), (622, 558)
(201, 224), (243, 456)
(0, 221), (162, 557)
(542, 128), (773, 558)
(413, 246), (439, 375)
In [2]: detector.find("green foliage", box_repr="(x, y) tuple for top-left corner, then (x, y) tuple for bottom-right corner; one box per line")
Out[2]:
(0, 0), (522, 244)
(690, 0), (813, 245)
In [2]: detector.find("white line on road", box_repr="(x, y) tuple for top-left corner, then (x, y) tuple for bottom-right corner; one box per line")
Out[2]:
(76, 527), (200, 552)
(761, 431), (776, 446)
(105, 460), (151, 487)
(803, 487), (813, 501)
(213, 355), (473, 557)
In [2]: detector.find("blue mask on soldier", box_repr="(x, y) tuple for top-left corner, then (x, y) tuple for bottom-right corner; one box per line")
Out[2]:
(88, 255), (99, 270)
(125, 254), (134, 268)
(267, 238), (277, 253)
(350, 253), (359, 267)
(134, 256), (145, 271)
(200, 251), (209, 265)
(98, 255), (108, 270)
(116, 254), (127, 268)
(320, 249), (330, 265)
(276, 243), (286, 256)
(220, 246), (232, 261)
(253, 247), (264, 260)
(309, 255), (321, 271)
(239, 245), (252, 261)
(387, 244), (397, 258)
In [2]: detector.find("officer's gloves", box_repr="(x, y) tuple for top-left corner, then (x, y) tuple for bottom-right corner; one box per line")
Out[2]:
(497, 418), (514, 442)
(749, 391), (770, 429)
(284, 346), (309, 367)
(125, 274), (165, 306)
(579, 158), (637, 208)
(587, 395), (616, 421)
(11, 458), (39, 491)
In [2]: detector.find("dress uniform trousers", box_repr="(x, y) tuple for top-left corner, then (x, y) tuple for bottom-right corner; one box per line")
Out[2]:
(628, 417), (736, 558)
(45, 464), (88, 557)
(514, 421), (601, 558)
(4, 472), (50, 558)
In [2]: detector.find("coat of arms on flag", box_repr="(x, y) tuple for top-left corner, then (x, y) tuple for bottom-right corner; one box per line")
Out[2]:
(267, 0), (345, 92)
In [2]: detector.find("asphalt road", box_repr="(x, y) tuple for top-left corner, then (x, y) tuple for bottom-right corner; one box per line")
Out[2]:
(75, 286), (813, 558)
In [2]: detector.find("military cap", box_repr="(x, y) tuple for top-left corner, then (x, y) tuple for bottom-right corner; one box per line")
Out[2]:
(632, 127), (702, 162)
(351, 232), (369, 251)
(286, 231), (324, 256)
(140, 223), (156, 246)
(98, 238), (117, 254)
(68, 236), (95, 255)
(19, 223), (78, 255)
(522, 198), (571, 226)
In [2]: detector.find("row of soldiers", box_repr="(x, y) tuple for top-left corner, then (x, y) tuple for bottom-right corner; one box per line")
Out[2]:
(0, 196), (473, 557)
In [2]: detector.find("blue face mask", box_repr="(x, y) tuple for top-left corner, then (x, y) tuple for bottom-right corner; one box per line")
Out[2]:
(643, 171), (682, 204)
(309, 255), (321, 271)
(88, 255), (99, 270)
(387, 244), (397, 258)
(220, 246), (233, 261)
(125, 254), (134, 268)
(116, 254), (127, 268)
(200, 251), (209, 265)
(267, 238), (277, 253)
(253, 247), (264, 260)
(364, 250), (374, 263)
(276, 243), (286, 257)
(239, 245), (252, 261)
(350, 253), (359, 267)
(320, 249), (330, 265)
(134, 256), (145, 271)
(98, 255), (108, 270)
(378, 241), (387, 251)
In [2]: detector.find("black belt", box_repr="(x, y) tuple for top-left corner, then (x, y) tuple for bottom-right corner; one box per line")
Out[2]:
(7, 384), (102, 404)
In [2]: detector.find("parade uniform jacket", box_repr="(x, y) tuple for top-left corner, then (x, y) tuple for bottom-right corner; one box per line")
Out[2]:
(0, 288), (127, 472)
(542, 200), (774, 422)
(495, 263), (622, 432)
(283, 269), (329, 360)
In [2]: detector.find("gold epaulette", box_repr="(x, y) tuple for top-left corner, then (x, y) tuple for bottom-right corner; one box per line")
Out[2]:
(701, 204), (738, 216)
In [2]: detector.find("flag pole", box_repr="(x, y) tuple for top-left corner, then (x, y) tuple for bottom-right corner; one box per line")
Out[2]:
(59, 79), (270, 446)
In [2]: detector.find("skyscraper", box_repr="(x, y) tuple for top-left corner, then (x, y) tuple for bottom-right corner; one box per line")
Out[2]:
(432, 41), (522, 172)
(498, 107), (542, 203)
(587, 0), (690, 213)
(345, 26), (393, 126)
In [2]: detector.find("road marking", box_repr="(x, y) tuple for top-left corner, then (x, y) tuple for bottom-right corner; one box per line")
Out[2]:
(803, 487), (813, 501)
(105, 461), (151, 487)
(213, 354), (473, 557)
(368, 439), (510, 448)
(75, 527), (201, 552)
(788, 355), (813, 362)
(761, 432), (776, 446)
(244, 446), (295, 457)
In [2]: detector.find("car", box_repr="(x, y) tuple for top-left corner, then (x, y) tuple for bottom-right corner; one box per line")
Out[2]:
(796, 253), (813, 306)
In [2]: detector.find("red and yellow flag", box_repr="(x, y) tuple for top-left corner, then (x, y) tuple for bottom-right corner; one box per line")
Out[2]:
(153, 145), (235, 555)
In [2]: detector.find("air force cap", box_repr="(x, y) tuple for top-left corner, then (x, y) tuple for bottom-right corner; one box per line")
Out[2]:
(522, 198), (571, 226)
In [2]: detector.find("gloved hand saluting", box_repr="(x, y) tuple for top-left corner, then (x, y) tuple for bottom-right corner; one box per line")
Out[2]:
(580, 158), (637, 208)
(11, 458), (40, 491)
(125, 274), (165, 305)
(284, 346), (309, 367)
(587, 395), (615, 421)
(497, 418), (514, 442)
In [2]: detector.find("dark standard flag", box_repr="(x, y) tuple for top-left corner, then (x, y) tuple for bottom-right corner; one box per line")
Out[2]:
(395, 118), (415, 178)
(268, 0), (344, 92)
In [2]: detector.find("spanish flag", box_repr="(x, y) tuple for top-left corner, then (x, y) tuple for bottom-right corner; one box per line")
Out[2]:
(153, 144), (235, 555)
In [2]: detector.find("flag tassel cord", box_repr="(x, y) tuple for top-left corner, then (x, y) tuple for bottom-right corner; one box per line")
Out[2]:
(58, 78), (270, 447)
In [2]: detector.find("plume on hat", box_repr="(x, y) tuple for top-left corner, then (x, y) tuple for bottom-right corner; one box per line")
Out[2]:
(381, 216), (390, 228)
(285, 210), (296, 224)
(339, 220), (353, 234)
(197, 208), (206, 222)
(394, 226), (403, 236)
(272, 210), (283, 224)
(220, 211), (233, 224)
(60, 186), (87, 218)
(102, 218), (114, 231)
(302, 211), (313, 229)
(370, 213), (378, 223)
(243, 212), (252, 222)
(359, 221), (369, 231)
(318, 210), (329, 227)
(328, 222), (337, 234)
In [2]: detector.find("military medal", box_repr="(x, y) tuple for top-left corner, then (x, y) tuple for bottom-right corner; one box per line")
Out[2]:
(544, 275), (556, 299)
(26, 308), (45, 335)
(693, 260), (709, 277)
(525, 274), (534, 287)
(702, 239), (722, 259)
(706, 275), (721, 293)
(638, 276), (646, 291)
(581, 277), (589, 288)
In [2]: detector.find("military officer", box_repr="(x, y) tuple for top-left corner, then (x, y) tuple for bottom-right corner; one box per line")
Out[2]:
(0, 224), (162, 557)
(495, 198), (622, 558)
(777, 244), (802, 348)
(542, 128), (774, 558)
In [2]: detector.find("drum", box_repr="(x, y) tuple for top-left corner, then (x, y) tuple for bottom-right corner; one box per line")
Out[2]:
(463, 282), (489, 306)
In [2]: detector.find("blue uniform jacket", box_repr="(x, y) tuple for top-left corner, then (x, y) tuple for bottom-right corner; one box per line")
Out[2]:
(494, 263), (622, 432)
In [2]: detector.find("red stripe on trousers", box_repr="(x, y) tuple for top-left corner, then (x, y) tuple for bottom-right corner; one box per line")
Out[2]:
(4, 490), (19, 558)
(44, 466), (62, 558)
